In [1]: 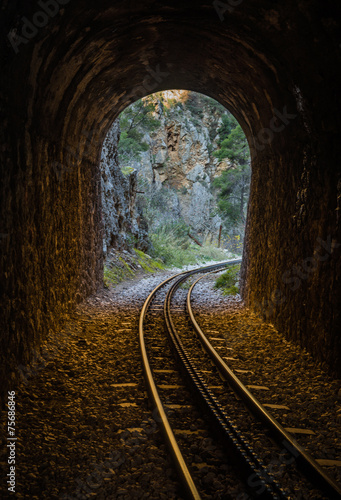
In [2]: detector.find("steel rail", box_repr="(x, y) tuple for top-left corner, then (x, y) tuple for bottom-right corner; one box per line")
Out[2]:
(139, 262), (234, 500)
(139, 269), (201, 500)
(139, 261), (237, 499)
(187, 271), (341, 500)
(164, 268), (286, 500)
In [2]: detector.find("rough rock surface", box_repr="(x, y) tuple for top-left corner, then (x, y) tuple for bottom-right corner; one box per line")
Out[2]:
(100, 120), (149, 255)
(121, 91), (230, 236)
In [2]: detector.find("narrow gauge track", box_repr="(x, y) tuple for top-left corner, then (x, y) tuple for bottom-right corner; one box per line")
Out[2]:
(139, 262), (341, 500)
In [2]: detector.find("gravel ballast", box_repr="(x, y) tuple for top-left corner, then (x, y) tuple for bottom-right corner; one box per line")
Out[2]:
(1, 263), (340, 499)
(190, 272), (341, 491)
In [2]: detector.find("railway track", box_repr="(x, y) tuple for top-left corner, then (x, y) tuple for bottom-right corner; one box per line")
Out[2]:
(139, 261), (341, 499)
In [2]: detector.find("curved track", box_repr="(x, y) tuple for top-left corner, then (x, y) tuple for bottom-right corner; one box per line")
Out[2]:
(139, 261), (341, 499)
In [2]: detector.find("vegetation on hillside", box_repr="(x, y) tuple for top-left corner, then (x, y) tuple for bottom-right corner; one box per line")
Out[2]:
(103, 248), (165, 287)
(214, 264), (241, 295)
(118, 97), (160, 164)
(212, 115), (251, 231)
(149, 222), (237, 268)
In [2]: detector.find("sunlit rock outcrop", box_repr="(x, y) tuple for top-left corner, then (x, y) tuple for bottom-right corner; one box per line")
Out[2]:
(100, 121), (149, 254)
(123, 91), (231, 237)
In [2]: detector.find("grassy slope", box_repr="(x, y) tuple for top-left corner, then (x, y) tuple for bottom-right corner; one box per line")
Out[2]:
(104, 249), (165, 287)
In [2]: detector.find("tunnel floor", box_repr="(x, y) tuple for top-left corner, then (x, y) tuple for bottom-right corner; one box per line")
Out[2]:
(1, 271), (340, 499)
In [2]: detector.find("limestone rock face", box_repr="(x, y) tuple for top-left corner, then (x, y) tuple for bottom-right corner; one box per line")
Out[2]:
(127, 92), (231, 237)
(100, 120), (149, 254)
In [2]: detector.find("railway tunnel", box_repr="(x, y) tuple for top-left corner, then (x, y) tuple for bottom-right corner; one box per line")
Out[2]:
(1, 0), (341, 403)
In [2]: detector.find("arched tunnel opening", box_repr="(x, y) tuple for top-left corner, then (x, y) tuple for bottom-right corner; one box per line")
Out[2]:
(1, 1), (341, 497)
(101, 90), (250, 273)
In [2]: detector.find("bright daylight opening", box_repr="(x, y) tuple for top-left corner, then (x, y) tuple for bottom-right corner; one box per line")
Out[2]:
(100, 90), (251, 293)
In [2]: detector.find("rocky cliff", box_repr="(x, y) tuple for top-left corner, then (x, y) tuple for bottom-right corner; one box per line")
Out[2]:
(100, 120), (148, 255)
(100, 91), (234, 255)
(131, 91), (231, 238)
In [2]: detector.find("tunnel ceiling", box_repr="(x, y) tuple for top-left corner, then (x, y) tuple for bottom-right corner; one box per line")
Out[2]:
(2, 0), (340, 156)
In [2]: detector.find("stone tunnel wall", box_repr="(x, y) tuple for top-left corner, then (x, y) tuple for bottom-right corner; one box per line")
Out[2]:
(0, 122), (103, 396)
(241, 144), (341, 375)
(0, 0), (341, 405)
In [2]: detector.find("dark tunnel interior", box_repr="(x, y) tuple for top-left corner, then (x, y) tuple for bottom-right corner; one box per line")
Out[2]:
(1, 0), (341, 402)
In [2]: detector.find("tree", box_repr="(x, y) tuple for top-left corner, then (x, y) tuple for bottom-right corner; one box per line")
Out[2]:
(215, 113), (239, 142)
(212, 115), (251, 229)
(213, 123), (250, 165)
(118, 97), (160, 164)
(212, 165), (250, 228)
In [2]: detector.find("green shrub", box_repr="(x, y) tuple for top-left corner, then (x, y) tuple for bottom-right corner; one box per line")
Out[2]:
(149, 222), (233, 268)
(103, 249), (165, 288)
(214, 264), (241, 295)
(134, 248), (165, 272)
(104, 264), (132, 287)
(121, 165), (135, 176)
